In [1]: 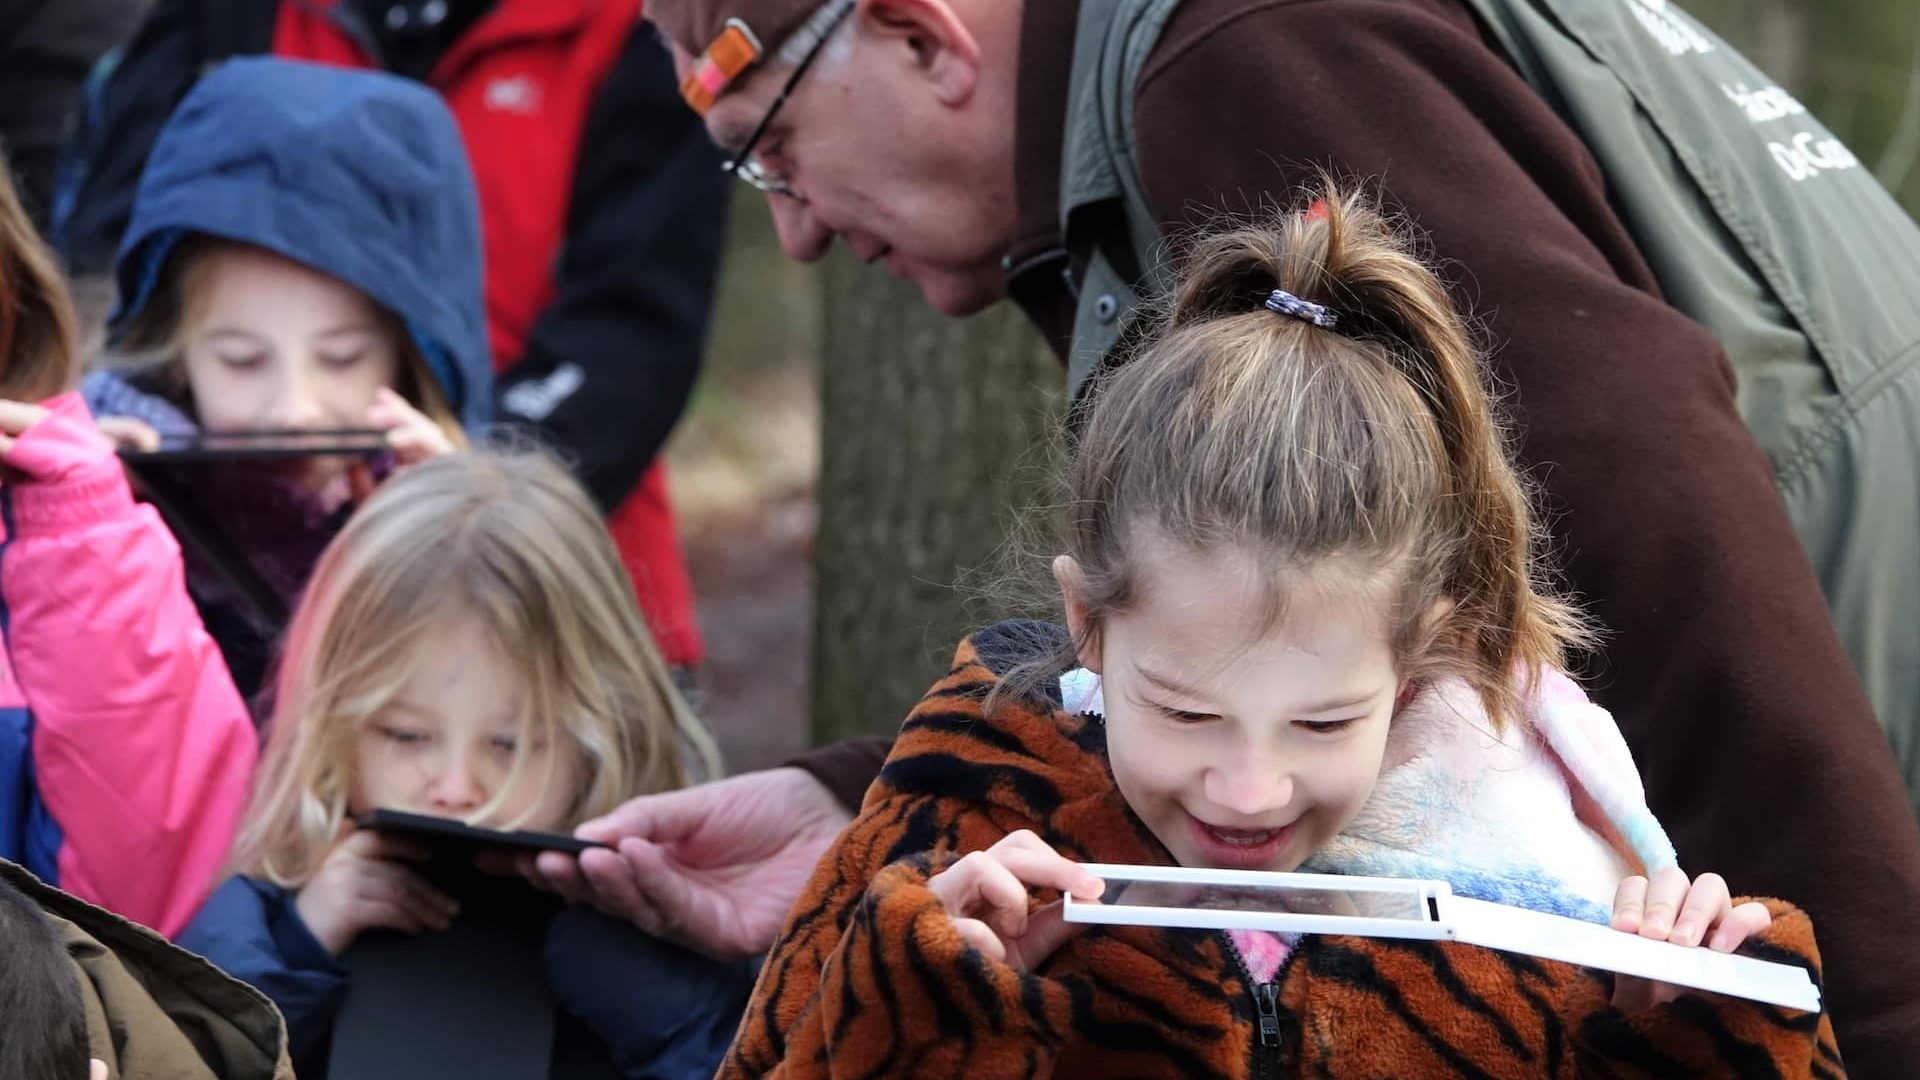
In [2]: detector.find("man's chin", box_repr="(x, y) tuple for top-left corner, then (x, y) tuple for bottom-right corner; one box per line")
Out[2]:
(910, 269), (1008, 318)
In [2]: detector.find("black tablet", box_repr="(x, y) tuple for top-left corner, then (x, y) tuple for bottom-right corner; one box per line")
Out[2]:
(119, 427), (391, 464)
(358, 809), (608, 857)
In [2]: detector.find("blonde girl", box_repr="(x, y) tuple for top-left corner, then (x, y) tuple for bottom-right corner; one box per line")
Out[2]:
(179, 449), (731, 1076)
(715, 190), (1843, 1079)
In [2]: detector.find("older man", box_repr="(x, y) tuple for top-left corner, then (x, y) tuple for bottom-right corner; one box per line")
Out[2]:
(544, 0), (1920, 1069)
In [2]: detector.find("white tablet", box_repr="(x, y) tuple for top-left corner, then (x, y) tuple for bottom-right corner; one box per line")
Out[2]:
(1063, 863), (1821, 1012)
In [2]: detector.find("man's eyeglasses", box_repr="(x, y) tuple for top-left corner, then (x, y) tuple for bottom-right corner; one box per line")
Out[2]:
(724, 0), (857, 200)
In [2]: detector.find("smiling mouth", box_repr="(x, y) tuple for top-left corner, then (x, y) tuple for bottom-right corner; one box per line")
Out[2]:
(1188, 808), (1299, 862)
(1203, 823), (1290, 847)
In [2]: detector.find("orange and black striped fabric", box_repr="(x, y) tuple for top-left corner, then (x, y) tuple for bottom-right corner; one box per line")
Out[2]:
(722, 624), (1845, 1079)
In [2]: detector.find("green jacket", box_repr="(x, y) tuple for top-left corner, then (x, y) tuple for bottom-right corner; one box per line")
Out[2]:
(2, 860), (292, 1080)
(1064, 0), (1920, 805)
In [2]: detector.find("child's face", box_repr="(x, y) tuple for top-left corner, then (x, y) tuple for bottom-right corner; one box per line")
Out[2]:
(180, 244), (402, 486)
(350, 613), (583, 832)
(1061, 545), (1403, 873)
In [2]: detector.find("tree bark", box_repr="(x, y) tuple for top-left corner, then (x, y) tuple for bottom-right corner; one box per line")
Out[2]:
(810, 251), (1063, 743)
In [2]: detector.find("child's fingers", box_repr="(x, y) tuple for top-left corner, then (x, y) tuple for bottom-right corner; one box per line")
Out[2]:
(1610, 973), (1672, 1012)
(989, 830), (1105, 899)
(349, 864), (456, 932)
(347, 828), (432, 863)
(1669, 873), (1730, 948)
(1636, 866), (1692, 940)
(1009, 899), (1090, 971)
(0, 400), (49, 438)
(1707, 901), (1774, 953)
(1611, 875), (1649, 933)
(934, 852), (1032, 940)
(95, 415), (162, 452)
(348, 461), (377, 503)
(989, 845), (1105, 917)
(356, 895), (436, 937)
(951, 917), (1009, 963)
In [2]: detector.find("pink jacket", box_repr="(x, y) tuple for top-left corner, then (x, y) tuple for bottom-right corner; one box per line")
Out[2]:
(0, 391), (256, 936)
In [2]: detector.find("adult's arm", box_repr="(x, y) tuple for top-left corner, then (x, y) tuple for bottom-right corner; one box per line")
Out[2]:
(786, 735), (892, 812)
(493, 30), (729, 512)
(1132, 0), (1920, 1070)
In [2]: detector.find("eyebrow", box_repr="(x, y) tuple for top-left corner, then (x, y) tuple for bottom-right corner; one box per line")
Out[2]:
(1133, 663), (1208, 701)
(200, 327), (268, 346)
(711, 115), (755, 155)
(314, 323), (382, 339)
(1133, 662), (1380, 715)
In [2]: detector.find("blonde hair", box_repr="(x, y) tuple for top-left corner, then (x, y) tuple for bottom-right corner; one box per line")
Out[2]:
(0, 167), (79, 402)
(232, 448), (721, 887)
(106, 236), (465, 444)
(1043, 186), (1587, 731)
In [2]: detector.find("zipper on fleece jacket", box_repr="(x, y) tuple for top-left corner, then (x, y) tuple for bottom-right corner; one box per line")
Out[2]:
(1222, 930), (1292, 1079)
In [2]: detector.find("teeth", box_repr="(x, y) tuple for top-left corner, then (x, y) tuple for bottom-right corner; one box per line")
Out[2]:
(1211, 827), (1279, 847)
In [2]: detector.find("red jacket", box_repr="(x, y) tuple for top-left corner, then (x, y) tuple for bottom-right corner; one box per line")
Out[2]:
(273, 0), (703, 664)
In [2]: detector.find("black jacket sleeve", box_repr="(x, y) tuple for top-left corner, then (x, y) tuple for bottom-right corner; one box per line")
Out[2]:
(0, 0), (146, 231)
(50, 0), (274, 275)
(494, 28), (730, 513)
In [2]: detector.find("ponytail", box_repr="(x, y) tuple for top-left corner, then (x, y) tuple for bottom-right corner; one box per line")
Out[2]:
(1056, 183), (1586, 729)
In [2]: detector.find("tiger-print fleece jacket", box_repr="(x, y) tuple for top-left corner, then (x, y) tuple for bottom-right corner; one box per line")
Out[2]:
(722, 625), (1845, 1079)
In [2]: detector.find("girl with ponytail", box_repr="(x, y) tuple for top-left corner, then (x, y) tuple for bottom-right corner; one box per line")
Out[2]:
(716, 187), (1843, 1078)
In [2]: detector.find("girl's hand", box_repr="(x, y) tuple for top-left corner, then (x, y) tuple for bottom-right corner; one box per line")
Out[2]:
(368, 387), (455, 468)
(0, 399), (51, 458)
(293, 828), (461, 956)
(926, 831), (1104, 971)
(1609, 866), (1772, 1011)
(94, 415), (162, 453)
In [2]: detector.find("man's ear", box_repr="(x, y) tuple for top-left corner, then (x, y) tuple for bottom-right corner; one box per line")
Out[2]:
(855, 0), (980, 105)
(1053, 555), (1103, 673)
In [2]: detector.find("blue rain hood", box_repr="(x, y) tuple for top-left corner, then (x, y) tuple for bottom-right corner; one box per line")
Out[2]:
(111, 57), (492, 431)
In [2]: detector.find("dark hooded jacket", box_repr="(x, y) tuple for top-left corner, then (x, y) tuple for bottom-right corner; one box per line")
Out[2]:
(83, 56), (493, 701)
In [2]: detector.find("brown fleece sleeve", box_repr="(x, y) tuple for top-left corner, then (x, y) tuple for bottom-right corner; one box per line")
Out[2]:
(799, 859), (1075, 1079)
(784, 736), (892, 813)
(1132, 1), (1920, 1072)
(720, 789), (1052, 1079)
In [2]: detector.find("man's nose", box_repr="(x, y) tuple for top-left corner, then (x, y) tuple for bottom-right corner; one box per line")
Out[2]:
(768, 193), (833, 263)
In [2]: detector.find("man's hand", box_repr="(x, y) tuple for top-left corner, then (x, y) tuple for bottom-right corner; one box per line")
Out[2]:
(525, 766), (853, 960)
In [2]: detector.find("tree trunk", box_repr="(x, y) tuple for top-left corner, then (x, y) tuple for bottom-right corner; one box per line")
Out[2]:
(810, 252), (1063, 743)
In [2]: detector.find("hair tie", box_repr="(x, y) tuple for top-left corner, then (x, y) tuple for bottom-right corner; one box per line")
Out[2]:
(1264, 288), (1338, 330)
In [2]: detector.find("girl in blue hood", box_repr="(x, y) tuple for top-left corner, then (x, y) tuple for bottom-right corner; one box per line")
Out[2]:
(85, 57), (495, 702)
